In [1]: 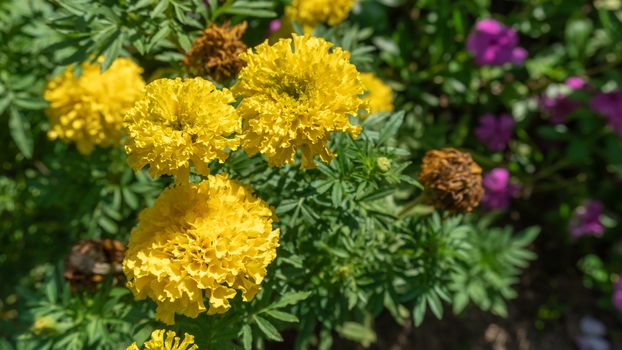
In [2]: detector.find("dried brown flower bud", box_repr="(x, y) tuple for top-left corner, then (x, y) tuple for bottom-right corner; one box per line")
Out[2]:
(418, 148), (483, 213)
(64, 239), (125, 290)
(182, 21), (248, 82)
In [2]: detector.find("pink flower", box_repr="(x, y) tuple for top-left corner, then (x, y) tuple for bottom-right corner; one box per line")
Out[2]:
(268, 19), (281, 35)
(481, 168), (518, 210)
(474, 113), (514, 151)
(591, 90), (622, 136)
(539, 76), (587, 124)
(569, 201), (604, 239)
(565, 76), (587, 90)
(540, 96), (581, 124)
(466, 19), (527, 66)
(613, 277), (622, 312)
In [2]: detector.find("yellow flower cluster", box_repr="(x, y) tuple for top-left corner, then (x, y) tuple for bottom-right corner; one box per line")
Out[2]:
(44, 58), (145, 154)
(123, 173), (279, 324)
(124, 77), (240, 179)
(286, 0), (355, 29)
(127, 329), (197, 350)
(360, 72), (394, 116)
(234, 34), (365, 168)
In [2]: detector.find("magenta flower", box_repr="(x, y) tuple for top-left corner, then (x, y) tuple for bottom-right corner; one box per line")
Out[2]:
(539, 77), (587, 124)
(268, 19), (281, 34)
(566, 76), (587, 90)
(466, 19), (527, 66)
(481, 168), (518, 210)
(591, 90), (622, 136)
(613, 277), (622, 312)
(569, 200), (604, 239)
(540, 96), (581, 124)
(474, 113), (514, 151)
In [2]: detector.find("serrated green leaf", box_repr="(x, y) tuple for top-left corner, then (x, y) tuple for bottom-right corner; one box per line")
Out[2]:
(241, 324), (252, 350)
(377, 111), (404, 144)
(9, 108), (33, 158)
(263, 310), (299, 323)
(269, 291), (312, 309)
(253, 315), (283, 342)
(338, 322), (376, 346)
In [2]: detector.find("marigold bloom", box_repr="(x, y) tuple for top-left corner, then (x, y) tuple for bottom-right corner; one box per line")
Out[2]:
(124, 77), (240, 179)
(44, 58), (145, 154)
(360, 72), (394, 116)
(286, 0), (355, 29)
(64, 239), (125, 290)
(419, 148), (483, 213)
(182, 22), (248, 82)
(233, 34), (364, 168)
(127, 329), (197, 350)
(123, 173), (280, 324)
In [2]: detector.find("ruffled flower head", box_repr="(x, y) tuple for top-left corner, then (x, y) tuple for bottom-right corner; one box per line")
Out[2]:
(44, 58), (145, 154)
(286, 0), (355, 30)
(124, 77), (241, 179)
(360, 72), (394, 117)
(127, 329), (197, 350)
(181, 22), (248, 82)
(419, 148), (484, 213)
(233, 34), (364, 168)
(123, 173), (280, 324)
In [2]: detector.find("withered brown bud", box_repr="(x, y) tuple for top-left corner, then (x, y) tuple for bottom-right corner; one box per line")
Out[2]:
(64, 239), (125, 290)
(418, 148), (484, 213)
(181, 21), (248, 82)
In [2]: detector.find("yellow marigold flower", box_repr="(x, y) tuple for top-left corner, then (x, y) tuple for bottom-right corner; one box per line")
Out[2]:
(286, 0), (355, 29)
(123, 173), (280, 324)
(127, 329), (198, 350)
(233, 34), (364, 168)
(124, 78), (240, 179)
(360, 72), (394, 116)
(44, 58), (145, 154)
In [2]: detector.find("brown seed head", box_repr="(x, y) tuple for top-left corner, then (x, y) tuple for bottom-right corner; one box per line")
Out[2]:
(64, 239), (125, 290)
(182, 21), (248, 82)
(418, 147), (483, 213)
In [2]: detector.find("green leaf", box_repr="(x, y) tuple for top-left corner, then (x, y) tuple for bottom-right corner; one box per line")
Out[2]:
(241, 324), (252, 350)
(9, 108), (33, 158)
(269, 291), (312, 309)
(338, 322), (376, 346)
(102, 31), (124, 72)
(98, 216), (118, 234)
(413, 298), (426, 327)
(147, 24), (171, 52)
(151, 0), (169, 18)
(426, 292), (443, 319)
(253, 315), (283, 342)
(263, 310), (299, 323)
(122, 188), (139, 210)
(377, 111), (404, 144)
(14, 97), (48, 110)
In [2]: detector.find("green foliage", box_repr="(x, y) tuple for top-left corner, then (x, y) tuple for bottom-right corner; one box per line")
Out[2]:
(0, 0), (578, 349)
